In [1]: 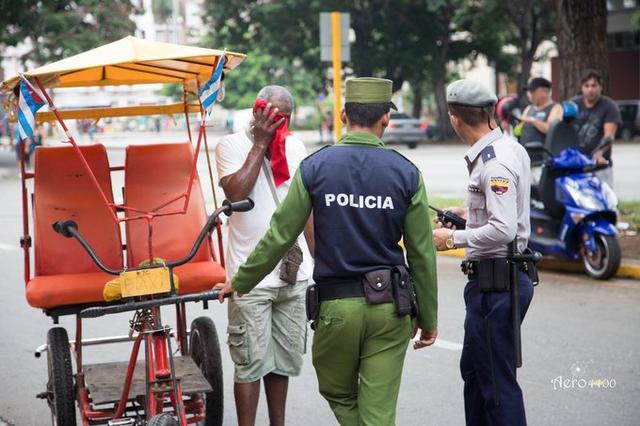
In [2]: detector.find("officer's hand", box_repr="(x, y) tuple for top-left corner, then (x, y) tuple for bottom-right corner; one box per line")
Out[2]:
(432, 228), (452, 251)
(216, 280), (234, 303)
(413, 328), (438, 350)
(251, 102), (285, 150)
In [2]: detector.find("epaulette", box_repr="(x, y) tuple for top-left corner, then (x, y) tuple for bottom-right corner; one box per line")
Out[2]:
(480, 145), (497, 163)
(300, 144), (331, 164)
(388, 148), (418, 167)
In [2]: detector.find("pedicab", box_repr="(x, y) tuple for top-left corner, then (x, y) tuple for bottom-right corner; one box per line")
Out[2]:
(1, 36), (250, 425)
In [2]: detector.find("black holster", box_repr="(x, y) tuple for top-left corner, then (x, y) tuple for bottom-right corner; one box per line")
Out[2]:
(391, 265), (419, 317)
(521, 248), (540, 286)
(305, 284), (319, 321)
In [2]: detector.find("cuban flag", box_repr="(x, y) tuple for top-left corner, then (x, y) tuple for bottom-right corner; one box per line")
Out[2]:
(198, 54), (225, 116)
(17, 77), (46, 140)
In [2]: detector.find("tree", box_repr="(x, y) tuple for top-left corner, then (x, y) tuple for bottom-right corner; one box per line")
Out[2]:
(505, 1), (556, 104)
(556, 0), (609, 99)
(0, 0), (140, 65)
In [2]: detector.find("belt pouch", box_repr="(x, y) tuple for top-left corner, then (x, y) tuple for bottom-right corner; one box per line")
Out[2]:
(392, 265), (418, 317)
(306, 283), (319, 321)
(477, 259), (510, 292)
(362, 269), (394, 304)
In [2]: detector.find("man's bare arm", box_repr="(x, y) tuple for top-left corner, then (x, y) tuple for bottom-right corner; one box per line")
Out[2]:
(220, 143), (268, 201)
(529, 104), (563, 135)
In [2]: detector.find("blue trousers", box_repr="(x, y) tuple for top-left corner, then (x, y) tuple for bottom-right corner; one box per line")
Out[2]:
(460, 271), (534, 426)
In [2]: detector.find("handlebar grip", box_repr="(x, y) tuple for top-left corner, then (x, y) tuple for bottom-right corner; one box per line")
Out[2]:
(223, 198), (255, 216)
(52, 220), (78, 238)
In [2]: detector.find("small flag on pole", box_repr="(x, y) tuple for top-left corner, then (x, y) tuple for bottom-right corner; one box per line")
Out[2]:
(17, 76), (46, 140)
(199, 54), (225, 116)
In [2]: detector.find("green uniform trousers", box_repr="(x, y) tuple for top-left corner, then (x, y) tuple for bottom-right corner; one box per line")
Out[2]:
(312, 297), (412, 426)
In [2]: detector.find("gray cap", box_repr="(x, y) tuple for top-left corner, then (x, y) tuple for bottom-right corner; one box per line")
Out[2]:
(446, 79), (498, 107)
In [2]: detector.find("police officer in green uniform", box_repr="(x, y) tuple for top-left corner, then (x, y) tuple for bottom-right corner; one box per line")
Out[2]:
(218, 77), (439, 425)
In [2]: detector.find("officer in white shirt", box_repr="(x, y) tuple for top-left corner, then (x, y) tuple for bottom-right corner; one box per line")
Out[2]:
(433, 80), (534, 426)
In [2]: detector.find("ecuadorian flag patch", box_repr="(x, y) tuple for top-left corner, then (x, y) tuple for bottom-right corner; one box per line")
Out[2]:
(490, 177), (510, 195)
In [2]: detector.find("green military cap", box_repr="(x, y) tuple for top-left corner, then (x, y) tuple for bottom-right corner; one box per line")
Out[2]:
(446, 79), (497, 107)
(345, 77), (397, 110)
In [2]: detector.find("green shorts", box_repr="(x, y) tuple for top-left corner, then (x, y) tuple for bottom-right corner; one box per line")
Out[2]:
(226, 281), (307, 383)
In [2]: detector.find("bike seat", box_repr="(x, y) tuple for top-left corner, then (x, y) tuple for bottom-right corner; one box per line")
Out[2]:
(124, 143), (226, 294)
(26, 144), (124, 309)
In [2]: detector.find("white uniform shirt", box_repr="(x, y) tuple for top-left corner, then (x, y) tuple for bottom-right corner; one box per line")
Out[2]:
(215, 130), (312, 288)
(453, 128), (531, 260)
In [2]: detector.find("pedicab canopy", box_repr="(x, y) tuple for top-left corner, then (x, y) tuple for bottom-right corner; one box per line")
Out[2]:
(0, 35), (246, 121)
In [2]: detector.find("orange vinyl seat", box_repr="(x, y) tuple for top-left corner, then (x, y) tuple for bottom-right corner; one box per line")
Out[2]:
(26, 144), (124, 309)
(124, 143), (225, 294)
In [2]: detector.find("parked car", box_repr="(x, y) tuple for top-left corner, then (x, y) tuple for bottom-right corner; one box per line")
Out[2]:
(616, 100), (640, 140)
(382, 112), (427, 149)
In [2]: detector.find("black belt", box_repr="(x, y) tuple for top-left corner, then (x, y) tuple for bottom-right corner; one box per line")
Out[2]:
(317, 281), (364, 301)
(461, 259), (528, 277)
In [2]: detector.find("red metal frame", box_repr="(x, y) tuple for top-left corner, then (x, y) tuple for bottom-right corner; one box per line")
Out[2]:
(17, 65), (227, 424)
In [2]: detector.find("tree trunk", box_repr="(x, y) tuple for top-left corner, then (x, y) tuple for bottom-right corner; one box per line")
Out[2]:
(433, 73), (453, 140)
(411, 82), (423, 118)
(556, 0), (609, 100)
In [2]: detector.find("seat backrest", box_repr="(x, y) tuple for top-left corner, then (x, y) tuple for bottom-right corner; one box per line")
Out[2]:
(545, 121), (580, 156)
(537, 165), (565, 219)
(124, 143), (212, 267)
(33, 144), (123, 276)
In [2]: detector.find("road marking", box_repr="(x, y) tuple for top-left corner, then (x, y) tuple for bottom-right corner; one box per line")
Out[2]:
(0, 243), (19, 251)
(413, 337), (463, 351)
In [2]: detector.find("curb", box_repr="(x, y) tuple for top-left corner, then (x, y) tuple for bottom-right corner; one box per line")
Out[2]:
(437, 249), (640, 281)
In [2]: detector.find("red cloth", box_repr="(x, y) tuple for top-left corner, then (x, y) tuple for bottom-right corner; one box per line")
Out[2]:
(253, 98), (290, 186)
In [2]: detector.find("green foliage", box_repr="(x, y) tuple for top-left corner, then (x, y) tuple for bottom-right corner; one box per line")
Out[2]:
(0, 0), (140, 64)
(619, 200), (640, 231)
(219, 49), (321, 109)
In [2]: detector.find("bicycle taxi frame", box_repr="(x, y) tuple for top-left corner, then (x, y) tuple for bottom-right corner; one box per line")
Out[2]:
(1, 36), (249, 426)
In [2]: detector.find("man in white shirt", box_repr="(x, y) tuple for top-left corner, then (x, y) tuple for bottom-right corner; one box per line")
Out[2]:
(215, 86), (313, 426)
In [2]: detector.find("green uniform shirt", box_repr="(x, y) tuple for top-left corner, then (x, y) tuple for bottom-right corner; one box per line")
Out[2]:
(232, 131), (438, 330)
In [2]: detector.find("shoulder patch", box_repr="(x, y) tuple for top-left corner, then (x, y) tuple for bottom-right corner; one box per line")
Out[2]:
(490, 176), (510, 195)
(481, 145), (496, 163)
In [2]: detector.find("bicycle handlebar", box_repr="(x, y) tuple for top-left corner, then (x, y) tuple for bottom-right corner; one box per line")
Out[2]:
(52, 198), (254, 275)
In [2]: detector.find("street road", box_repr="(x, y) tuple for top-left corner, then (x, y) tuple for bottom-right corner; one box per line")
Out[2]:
(0, 140), (638, 425)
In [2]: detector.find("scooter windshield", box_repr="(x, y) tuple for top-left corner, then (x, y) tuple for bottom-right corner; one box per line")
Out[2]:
(552, 147), (595, 170)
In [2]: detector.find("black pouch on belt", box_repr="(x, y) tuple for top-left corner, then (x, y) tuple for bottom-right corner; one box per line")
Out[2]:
(305, 283), (319, 321)
(477, 258), (510, 292)
(362, 269), (394, 304)
(391, 265), (419, 317)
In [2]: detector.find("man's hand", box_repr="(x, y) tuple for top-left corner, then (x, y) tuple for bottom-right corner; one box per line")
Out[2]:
(413, 328), (438, 350)
(216, 280), (234, 303)
(251, 102), (285, 150)
(593, 150), (607, 165)
(433, 227), (453, 251)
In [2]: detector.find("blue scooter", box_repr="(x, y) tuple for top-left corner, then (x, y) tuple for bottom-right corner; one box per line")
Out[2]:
(524, 108), (620, 280)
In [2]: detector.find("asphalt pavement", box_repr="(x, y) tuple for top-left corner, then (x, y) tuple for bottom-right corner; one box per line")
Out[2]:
(0, 138), (638, 425)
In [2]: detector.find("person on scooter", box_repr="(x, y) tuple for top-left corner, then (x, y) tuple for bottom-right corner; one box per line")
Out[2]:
(520, 78), (563, 160)
(571, 69), (622, 188)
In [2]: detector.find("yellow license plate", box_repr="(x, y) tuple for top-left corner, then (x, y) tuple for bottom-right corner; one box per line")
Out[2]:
(120, 267), (172, 298)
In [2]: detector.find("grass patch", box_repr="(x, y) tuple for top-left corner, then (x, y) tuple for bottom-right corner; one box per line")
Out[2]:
(619, 200), (640, 231)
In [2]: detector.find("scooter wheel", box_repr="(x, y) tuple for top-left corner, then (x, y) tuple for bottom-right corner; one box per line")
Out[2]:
(583, 234), (621, 280)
